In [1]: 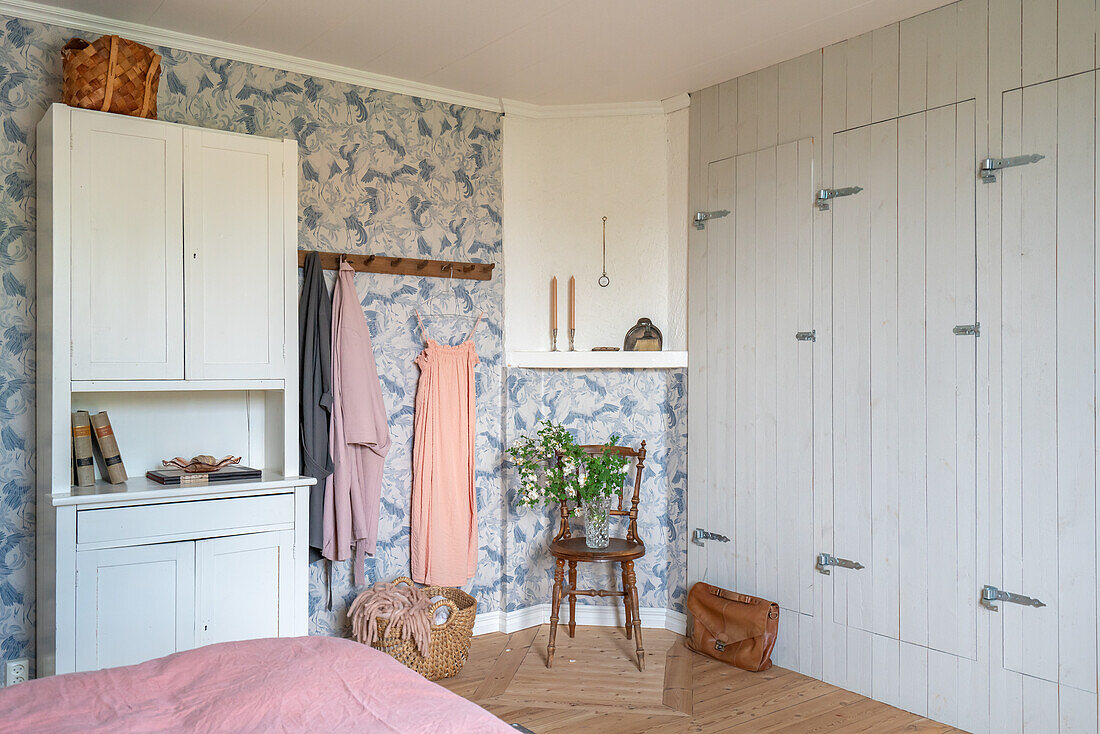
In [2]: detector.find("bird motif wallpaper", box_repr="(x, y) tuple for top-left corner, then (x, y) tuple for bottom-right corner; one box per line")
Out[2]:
(0, 11), (686, 668)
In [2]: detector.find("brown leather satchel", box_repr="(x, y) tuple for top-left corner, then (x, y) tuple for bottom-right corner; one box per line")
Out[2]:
(685, 582), (779, 671)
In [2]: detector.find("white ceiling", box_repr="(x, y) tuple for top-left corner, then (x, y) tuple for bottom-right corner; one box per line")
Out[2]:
(33, 0), (955, 106)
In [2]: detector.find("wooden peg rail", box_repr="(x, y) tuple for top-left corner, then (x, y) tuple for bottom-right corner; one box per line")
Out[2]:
(297, 250), (495, 281)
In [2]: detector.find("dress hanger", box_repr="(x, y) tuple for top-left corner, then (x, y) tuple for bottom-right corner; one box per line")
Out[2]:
(419, 264), (484, 322)
(416, 264), (485, 345)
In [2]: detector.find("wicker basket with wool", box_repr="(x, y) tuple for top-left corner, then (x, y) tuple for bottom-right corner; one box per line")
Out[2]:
(61, 35), (161, 119)
(350, 577), (477, 681)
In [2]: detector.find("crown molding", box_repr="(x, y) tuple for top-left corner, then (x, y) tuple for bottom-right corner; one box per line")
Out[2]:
(661, 93), (691, 114)
(0, 0), (689, 117)
(501, 97), (668, 119)
(0, 0), (504, 112)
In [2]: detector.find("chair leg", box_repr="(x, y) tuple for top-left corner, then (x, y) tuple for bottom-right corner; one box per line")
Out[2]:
(567, 561), (577, 638)
(623, 560), (645, 671)
(621, 562), (633, 639)
(547, 558), (565, 668)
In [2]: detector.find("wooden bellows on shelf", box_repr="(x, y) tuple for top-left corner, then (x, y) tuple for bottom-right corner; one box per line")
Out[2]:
(298, 250), (495, 281)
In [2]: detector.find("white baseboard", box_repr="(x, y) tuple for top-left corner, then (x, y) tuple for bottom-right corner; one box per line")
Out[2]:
(473, 604), (687, 636)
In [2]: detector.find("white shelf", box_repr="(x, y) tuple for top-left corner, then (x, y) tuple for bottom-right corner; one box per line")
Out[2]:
(56, 471), (315, 507)
(506, 350), (688, 369)
(71, 379), (285, 392)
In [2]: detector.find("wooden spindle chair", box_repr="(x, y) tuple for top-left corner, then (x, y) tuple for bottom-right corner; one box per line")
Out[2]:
(546, 441), (647, 671)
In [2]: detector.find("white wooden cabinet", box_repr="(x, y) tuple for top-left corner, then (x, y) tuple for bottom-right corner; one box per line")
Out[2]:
(70, 110), (184, 380)
(63, 106), (294, 384)
(996, 72), (1100, 728)
(698, 140), (817, 673)
(36, 104), (312, 677)
(184, 128), (291, 379)
(75, 541), (196, 671)
(196, 530), (294, 646)
(74, 528), (295, 671)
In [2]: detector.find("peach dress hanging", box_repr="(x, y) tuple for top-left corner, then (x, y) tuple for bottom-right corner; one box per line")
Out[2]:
(411, 312), (481, 586)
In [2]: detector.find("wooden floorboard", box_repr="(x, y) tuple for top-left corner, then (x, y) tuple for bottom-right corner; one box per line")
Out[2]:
(474, 625), (540, 699)
(438, 625), (967, 733)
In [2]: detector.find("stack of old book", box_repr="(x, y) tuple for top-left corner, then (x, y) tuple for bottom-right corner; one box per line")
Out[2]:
(70, 410), (127, 486)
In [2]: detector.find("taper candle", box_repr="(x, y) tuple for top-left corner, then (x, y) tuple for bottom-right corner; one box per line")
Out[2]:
(569, 276), (575, 330)
(550, 276), (558, 331)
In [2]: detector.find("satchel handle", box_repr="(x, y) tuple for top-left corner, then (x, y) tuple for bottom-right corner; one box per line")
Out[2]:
(712, 587), (757, 605)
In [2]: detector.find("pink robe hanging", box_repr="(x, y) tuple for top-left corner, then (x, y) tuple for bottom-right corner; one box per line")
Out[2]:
(323, 261), (392, 586)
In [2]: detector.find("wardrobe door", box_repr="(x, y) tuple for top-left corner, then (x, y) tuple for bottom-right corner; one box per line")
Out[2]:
(827, 101), (981, 725)
(995, 72), (1099, 733)
(195, 531), (293, 646)
(75, 541), (195, 671)
(70, 110), (184, 380)
(699, 140), (817, 676)
(183, 128), (286, 379)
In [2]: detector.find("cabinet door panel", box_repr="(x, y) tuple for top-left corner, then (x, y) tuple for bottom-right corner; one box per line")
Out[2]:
(70, 111), (184, 379)
(701, 140), (816, 676)
(196, 530), (293, 646)
(184, 129), (285, 379)
(75, 542), (195, 671)
(830, 102), (978, 662)
(999, 72), (1099, 721)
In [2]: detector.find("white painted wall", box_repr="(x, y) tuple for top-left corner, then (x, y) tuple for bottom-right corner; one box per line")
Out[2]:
(503, 109), (688, 351)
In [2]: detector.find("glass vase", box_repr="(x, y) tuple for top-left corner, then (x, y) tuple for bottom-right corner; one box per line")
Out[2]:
(583, 495), (611, 549)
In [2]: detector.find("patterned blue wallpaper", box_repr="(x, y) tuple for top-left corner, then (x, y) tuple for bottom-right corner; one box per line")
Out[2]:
(506, 368), (688, 613)
(0, 11), (686, 669)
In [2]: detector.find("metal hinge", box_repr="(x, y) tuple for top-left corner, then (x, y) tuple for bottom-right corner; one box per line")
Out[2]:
(796, 330), (816, 342)
(692, 528), (731, 546)
(953, 323), (980, 337)
(816, 553), (865, 575)
(980, 584), (1045, 612)
(693, 209), (730, 230)
(815, 186), (863, 211)
(978, 154), (1044, 183)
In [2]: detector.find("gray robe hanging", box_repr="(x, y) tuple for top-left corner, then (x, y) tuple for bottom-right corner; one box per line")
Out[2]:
(299, 251), (334, 554)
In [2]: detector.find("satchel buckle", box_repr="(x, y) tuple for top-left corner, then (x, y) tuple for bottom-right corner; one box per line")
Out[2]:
(714, 640), (726, 652)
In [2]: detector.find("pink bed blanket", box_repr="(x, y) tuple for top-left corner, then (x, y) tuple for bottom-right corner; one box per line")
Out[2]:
(0, 636), (513, 733)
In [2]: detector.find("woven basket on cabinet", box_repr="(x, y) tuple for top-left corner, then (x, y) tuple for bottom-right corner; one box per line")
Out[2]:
(356, 576), (477, 681)
(61, 35), (161, 119)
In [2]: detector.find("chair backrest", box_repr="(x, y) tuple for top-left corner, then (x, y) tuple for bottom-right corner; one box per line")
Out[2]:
(554, 440), (647, 544)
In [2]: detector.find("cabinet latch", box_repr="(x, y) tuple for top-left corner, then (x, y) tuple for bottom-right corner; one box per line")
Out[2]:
(815, 186), (863, 211)
(953, 323), (980, 337)
(692, 528), (731, 546)
(980, 585), (1045, 612)
(978, 154), (1043, 183)
(693, 210), (730, 230)
(816, 553), (865, 575)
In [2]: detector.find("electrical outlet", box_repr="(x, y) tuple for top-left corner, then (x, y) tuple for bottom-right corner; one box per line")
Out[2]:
(4, 658), (29, 686)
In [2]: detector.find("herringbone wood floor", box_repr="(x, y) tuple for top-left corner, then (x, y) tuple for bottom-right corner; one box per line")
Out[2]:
(439, 625), (968, 733)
